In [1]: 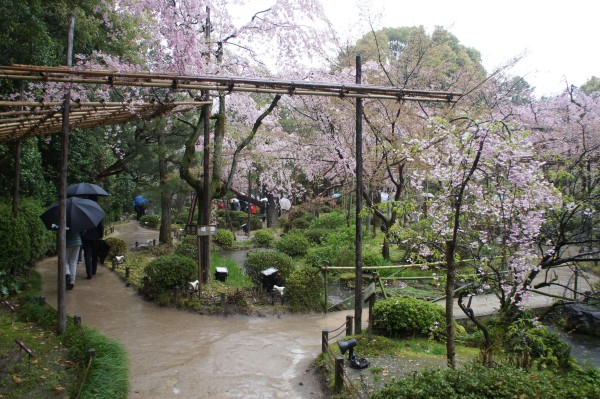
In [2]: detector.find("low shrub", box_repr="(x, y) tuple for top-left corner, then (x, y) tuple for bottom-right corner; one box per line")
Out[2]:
(285, 266), (324, 312)
(139, 214), (160, 228)
(249, 216), (263, 230)
(371, 363), (600, 399)
(174, 235), (197, 260)
(303, 228), (330, 244)
(244, 250), (295, 287)
(373, 296), (445, 339)
(363, 251), (385, 266)
(275, 233), (310, 257)
(252, 229), (275, 247)
(142, 254), (196, 299)
(309, 211), (346, 230)
(104, 237), (127, 259)
(213, 229), (235, 247)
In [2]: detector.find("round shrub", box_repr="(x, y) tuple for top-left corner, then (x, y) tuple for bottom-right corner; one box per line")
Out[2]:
(275, 233), (310, 257)
(303, 228), (329, 244)
(252, 229), (275, 247)
(143, 254), (196, 298)
(213, 229), (234, 247)
(140, 214), (160, 228)
(174, 235), (198, 261)
(285, 266), (324, 312)
(105, 237), (127, 259)
(249, 216), (263, 230)
(309, 211), (346, 230)
(244, 250), (295, 287)
(373, 297), (445, 339)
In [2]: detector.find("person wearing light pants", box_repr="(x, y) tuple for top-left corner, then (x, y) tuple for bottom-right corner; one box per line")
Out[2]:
(65, 230), (82, 290)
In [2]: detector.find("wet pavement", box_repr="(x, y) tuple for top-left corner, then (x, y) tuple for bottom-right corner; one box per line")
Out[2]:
(36, 222), (355, 399)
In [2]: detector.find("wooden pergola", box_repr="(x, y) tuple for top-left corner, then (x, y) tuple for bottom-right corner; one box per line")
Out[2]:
(0, 64), (461, 143)
(0, 63), (461, 335)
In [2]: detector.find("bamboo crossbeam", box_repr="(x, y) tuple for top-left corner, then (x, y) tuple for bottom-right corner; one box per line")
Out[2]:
(0, 65), (461, 101)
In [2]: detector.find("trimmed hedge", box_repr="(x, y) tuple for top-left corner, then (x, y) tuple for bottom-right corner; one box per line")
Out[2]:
(373, 297), (445, 339)
(285, 266), (324, 312)
(142, 254), (196, 298)
(104, 237), (126, 259)
(139, 214), (160, 228)
(252, 229), (275, 247)
(244, 250), (295, 287)
(213, 229), (235, 247)
(275, 233), (310, 257)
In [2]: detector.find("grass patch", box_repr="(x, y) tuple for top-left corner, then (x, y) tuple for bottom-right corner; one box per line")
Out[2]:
(0, 272), (129, 399)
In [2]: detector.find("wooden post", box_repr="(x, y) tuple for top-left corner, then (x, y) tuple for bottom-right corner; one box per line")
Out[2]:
(335, 356), (344, 391)
(57, 13), (75, 336)
(321, 330), (328, 353)
(346, 315), (354, 337)
(220, 292), (226, 307)
(323, 264), (328, 312)
(354, 55), (364, 334)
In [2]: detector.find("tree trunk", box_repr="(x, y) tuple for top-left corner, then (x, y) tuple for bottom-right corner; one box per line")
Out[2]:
(158, 130), (172, 245)
(445, 239), (456, 369)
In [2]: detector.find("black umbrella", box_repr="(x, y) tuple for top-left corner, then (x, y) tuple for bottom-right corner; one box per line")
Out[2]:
(40, 197), (106, 233)
(66, 182), (110, 197)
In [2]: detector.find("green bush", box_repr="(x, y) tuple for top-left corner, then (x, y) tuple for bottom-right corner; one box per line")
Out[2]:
(216, 210), (248, 229)
(505, 317), (571, 369)
(0, 199), (55, 295)
(373, 297), (446, 339)
(371, 363), (600, 399)
(252, 229), (275, 247)
(249, 216), (263, 230)
(244, 250), (295, 287)
(363, 251), (385, 266)
(105, 237), (127, 259)
(285, 266), (324, 312)
(309, 211), (346, 229)
(143, 254), (197, 298)
(140, 214), (160, 228)
(174, 235), (198, 261)
(214, 229), (235, 247)
(293, 213), (314, 229)
(303, 228), (330, 244)
(275, 233), (310, 257)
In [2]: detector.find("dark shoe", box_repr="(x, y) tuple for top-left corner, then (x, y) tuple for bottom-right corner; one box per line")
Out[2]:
(67, 283), (75, 290)
(86, 275), (92, 280)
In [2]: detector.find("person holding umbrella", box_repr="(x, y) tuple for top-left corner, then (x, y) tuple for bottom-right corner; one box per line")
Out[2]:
(81, 196), (104, 279)
(40, 196), (106, 290)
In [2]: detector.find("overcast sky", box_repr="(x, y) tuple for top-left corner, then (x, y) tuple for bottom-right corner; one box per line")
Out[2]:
(321, 0), (598, 97)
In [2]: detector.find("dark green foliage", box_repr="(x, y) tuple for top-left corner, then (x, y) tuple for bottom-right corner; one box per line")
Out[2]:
(104, 237), (126, 259)
(174, 235), (198, 261)
(0, 199), (54, 296)
(249, 216), (263, 230)
(292, 213), (314, 229)
(285, 266), (324, 312)
(303, 228), (329, 244)
(214, 229), (234, 247)
(373, 297), (446, 339)
(504, 317), (571, 369)
(275, 233), (310, 257)
(362, 251), (385, 266)
(371, 363), (600, 399)
(143, 255), (196, 298)
(309, 211), (346, 230)
(244, 250), (295, 287)
(252, 229), (275, 247)
(140, 214), (160, 228)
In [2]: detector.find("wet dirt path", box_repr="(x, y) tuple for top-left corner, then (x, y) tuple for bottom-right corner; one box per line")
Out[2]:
(36, 222), (355, 398)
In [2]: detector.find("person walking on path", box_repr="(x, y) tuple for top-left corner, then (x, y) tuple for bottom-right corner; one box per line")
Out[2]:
(66, 230), (82, 290)
(82, 220), (104, 279)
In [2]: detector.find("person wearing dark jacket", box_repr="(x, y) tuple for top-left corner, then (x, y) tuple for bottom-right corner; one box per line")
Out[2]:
(82, 220), (104, 279)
